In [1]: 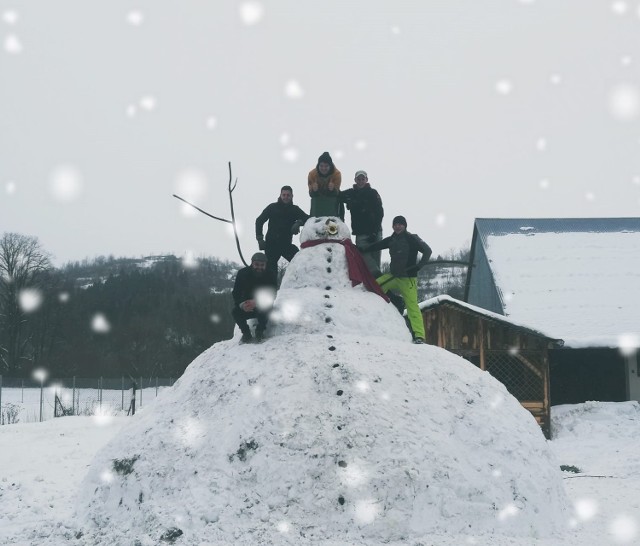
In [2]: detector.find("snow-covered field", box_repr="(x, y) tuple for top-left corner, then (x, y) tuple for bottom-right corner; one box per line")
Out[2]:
(0, 402), (638, 545)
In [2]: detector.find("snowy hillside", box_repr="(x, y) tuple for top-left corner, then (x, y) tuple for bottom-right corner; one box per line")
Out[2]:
(59, 218), (568, 545)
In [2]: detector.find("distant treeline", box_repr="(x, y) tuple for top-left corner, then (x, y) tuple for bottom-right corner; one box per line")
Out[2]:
(0, 233), (468, 380)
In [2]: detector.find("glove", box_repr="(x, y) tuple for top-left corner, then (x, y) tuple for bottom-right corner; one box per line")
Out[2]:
(257, 238), (266, 251)
(406, 265), (420, 277)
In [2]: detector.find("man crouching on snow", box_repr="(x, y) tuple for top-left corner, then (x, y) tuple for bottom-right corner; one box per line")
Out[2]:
(231, 252), (278, 343)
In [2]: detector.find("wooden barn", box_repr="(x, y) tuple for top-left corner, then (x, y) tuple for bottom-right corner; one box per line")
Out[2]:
(463, 217), (640, 407)
(419, 295), (563, 438)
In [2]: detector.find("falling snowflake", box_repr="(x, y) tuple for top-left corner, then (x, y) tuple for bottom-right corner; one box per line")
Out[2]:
(492, 469), (502, 478)
(251, 385), (262, 398)
(175, 417), (204, 447)
(255, 287), (277, 311)
(617, 333), (639, 356)
(239, 2), (264, 26)
(490, 394), (504, 409)
(58, 292), (70, 303)
(380, 391), (390, 401)
(609, 514), (638, 543)
(175, 169), (208, 205)
(93, 407), (113, 426)
(608, 84), (639, 121)
(585, 192), (595, 201)
(391, 25), (401, 34)
(575, 498), (598, 521)
(126, 11), (144, 26)
(508, 346), (519, 356)
(206, 116), (217, 130)
(354, 140), (367, 151)
(632, 176), (640, 185)
(276, 521), (290, 533)
(5, 180), (16, 195)
(536, 138), (547, 151)
(435, 213), (446, 227)
(210, 313), (221, 324)
(92, 313), (111, 334)
(4, 34), (22, 54)
(550, 73), (562, 85)
(284, 79), (304, 99)
(354, 499), (380, 525)
(49, 164), (83, 202)
(19, 288), (43, 313)
(518, 0), (536, 4)
(182, 251), (198, 269)
(342, 463), (368, 487)
(333, 150), (345, 160)
(495, 79), (513, 95)
(139, 95), (157, 111)
(539, 178), (550, 189)
(100, 470), (114, 484)
(279, 132), (290, 146)
(125, 104), (137, 118)
(282, 148), (299, 163)
(611, 1), (628, 15)
(498, 504), (520, 521)
(272, 299), (302, 323)
(2, 10), (19, 25)
(621, 55), (632, 66)
(355, 380), (370, 393)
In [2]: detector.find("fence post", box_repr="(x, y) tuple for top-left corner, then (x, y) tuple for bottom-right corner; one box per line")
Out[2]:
(121, 376), (124, 411)
(129, 381), (136, 416)
(99, 376), (103, 410)
(0, 375), (3, 424)
(21, 379), (24, 403)
(139, 376), (143, 407)
(72, 376), (76, 416)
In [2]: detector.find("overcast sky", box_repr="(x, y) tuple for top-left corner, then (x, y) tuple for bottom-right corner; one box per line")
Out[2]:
(2, 1), (640, 266)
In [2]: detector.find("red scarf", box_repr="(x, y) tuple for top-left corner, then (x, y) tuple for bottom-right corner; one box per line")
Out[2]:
(300, 238), (389, 302)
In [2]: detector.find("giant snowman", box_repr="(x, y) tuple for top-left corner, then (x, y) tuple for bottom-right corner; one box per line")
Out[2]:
(69, 217), (569, 545)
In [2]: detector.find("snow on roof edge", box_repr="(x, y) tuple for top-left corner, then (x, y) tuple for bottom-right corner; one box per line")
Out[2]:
(419, 294), (564, 345)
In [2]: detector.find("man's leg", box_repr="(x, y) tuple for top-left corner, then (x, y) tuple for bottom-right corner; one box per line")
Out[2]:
(255, 310), (269, 341)
(396, 277), (425, 341)
(232, 307), (255, 342)
(265, 246), (282, 279)
(281, 243), (299, 264)
(375, 274), (405, 314)
(356, 233), (382, 277)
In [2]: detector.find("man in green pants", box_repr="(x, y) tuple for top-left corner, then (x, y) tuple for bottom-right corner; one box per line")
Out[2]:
(362, 215), (432, 344)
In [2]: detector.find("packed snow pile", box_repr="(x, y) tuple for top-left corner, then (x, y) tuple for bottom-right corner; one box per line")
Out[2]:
(73, 218), (569, 545)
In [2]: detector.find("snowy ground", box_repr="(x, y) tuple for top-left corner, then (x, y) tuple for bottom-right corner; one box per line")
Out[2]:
(0, 401), (638, 545)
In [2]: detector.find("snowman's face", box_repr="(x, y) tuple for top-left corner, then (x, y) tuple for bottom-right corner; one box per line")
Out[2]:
(299, 216), (352, 243)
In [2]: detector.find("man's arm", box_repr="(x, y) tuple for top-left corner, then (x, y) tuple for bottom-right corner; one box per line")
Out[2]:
(362, 236), (391, 253)
(232, 268), (247, 307)
(406, 235), (432, 275)
(255, 205), (272, 246)
(372, 189), (384, 229)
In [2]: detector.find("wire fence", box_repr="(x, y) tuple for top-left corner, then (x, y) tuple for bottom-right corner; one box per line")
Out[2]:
(0, 376), (176, 425)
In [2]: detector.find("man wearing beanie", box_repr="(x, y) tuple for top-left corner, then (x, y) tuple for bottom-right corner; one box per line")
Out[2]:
(231, 252), (278, 343)
(308, 151), (343, 217)
(362, 215), (432, 344)
(255, 185), (310, 278)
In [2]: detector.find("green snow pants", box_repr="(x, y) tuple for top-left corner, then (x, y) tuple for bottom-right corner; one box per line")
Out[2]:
(376, 274), (425, 341)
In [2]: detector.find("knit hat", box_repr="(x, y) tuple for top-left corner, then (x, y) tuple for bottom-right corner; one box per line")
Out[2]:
(317, 151), (333, 166)
(392, 215), (407, 228)
(280, 185), (293, 193)
(251, 252), (267, 263)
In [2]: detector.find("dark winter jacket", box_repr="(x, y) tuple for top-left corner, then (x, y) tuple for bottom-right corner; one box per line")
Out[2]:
(340, 183), (384, 235)
(255, 199), (309, 248)
(365, 230), (432, 277)
(232, 266), (278, 308)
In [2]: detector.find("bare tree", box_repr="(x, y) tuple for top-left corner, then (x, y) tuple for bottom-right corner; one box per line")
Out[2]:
(0, 233), (52, 374)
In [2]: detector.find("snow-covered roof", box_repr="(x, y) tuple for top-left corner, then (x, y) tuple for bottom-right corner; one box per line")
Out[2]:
(471, 218), (640, 348)
(419, 294), (563, 345)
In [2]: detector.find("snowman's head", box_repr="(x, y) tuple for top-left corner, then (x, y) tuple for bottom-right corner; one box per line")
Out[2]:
(299, 216), (352, 243)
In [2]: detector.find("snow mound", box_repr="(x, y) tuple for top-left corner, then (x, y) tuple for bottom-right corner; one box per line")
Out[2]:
(73, 218), (569, 544)
(552, 401), (640, 441)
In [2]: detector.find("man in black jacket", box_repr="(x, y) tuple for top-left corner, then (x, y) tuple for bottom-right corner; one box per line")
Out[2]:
(363, 215), (432, 344)
(231, 252), (278, 343)
(255, 186), (310, 277)
(340, 170), (384, 276)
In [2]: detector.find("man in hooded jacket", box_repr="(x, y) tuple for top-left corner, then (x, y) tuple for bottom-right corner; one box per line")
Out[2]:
(363, 215), (432, 344)
(255, 185), (309, 277)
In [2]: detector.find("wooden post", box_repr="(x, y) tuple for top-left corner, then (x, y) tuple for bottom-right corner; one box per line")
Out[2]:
(479, 318), (486, 371)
